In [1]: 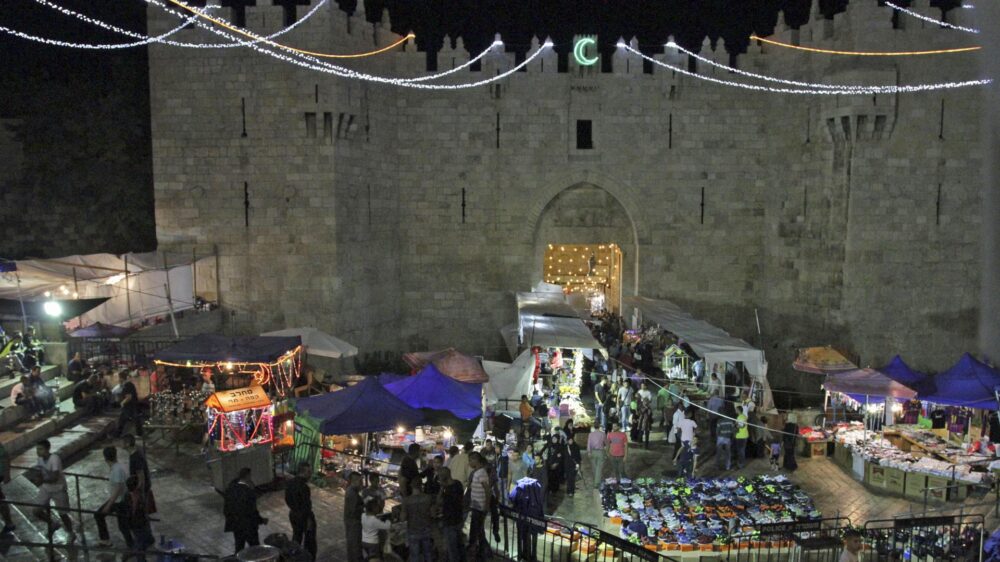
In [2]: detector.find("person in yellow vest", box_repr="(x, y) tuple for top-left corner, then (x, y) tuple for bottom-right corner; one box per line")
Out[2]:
(735, 412), (750, 469)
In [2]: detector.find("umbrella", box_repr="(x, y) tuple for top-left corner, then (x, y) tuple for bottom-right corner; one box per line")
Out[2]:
(68, 321), (133, 339)
(261, 327), (358, 359)
(793, 346), (857, 375)
(822, 368), (918, 401)
(402, 348), (489, 383)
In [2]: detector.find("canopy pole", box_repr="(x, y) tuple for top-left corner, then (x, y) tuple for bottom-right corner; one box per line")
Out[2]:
(124, 255), (133, 327)
(162, 253), (180, 338)
(72, 267), (79, 298)
(15, 272), (27, 332)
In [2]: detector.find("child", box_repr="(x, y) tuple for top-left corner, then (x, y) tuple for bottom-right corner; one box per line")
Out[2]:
(839, 529), (863, 562)
(770, 440), (781, 471)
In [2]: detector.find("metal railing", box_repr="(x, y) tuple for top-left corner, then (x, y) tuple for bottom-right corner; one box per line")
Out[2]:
(486, 504), (671, 562)
(11, 463), (110, 553)
(68, 337), (179, 370)
(721, 517), (854, 562)
(864, 513), (985, 562)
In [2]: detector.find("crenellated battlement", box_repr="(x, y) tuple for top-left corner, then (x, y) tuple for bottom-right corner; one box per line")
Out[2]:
(148, 0), (978, 81)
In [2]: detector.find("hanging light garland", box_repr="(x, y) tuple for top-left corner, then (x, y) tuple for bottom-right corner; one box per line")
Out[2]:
(622, 42), (991, 95)
(0, 6), (207, 50)
(154, 345), (302, 396)
(146, 0), (552, 89)
(665, 41), (990, 94)
(167, 0), (413, 59)
(884, 1), (980, 34)
(749, 34), (980, 56)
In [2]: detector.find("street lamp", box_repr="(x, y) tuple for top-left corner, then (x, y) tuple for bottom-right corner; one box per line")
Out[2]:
(43, 300), (62, 317)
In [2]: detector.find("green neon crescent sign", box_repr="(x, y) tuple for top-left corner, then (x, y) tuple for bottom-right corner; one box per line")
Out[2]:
(573, 37), (599, 66)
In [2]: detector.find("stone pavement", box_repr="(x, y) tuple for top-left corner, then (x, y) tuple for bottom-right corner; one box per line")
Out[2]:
(2, 418), (998, 561)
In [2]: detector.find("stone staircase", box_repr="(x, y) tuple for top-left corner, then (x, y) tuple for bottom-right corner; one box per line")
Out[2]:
(0, 364), (118, 560)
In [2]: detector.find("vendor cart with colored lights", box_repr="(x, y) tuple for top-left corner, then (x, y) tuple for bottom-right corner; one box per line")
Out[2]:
(204, 386), (276, 491)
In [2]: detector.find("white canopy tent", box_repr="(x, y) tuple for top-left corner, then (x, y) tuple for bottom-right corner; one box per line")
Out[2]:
(482, 349), (535, 406)
(624, 296), (774, 412)
(260, 327), (358, 359)
(512, 290), (603, 352)
(0, 252), (211, 329)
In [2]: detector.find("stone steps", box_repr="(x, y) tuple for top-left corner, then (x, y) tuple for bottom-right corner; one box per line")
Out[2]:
(0, 378), (77, 432)
(0, 365), (61, 401)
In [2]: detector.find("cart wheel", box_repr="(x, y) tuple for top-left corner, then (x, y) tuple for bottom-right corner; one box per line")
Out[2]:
(813, 414), (826, 427)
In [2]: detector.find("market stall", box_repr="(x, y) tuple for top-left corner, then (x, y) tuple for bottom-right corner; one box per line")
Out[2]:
(153, 334), (303, 397)
(820, 355), (1000, 501)
(601, 475), (821, 551)
(292, 377), (425, 478)
(204, 386), (276, 491)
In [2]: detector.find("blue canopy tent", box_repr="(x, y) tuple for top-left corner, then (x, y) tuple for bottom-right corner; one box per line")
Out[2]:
(383, 364), (483, 420)
(376, 372), (408, 387)
(919, 353), (1000, 411)
(294, 376), (425, 434)
(880, 355), (928, 389)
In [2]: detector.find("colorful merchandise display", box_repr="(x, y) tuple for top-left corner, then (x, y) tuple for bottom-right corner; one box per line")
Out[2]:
(204, 386), (275, 451)
(600, 475), (821, 549)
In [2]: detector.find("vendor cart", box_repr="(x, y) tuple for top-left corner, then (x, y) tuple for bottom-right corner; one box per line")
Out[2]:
(204, 386), (276, 491)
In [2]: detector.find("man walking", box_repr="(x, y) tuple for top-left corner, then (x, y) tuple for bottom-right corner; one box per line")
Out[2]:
(716, 409), (735, 471)
(606, 423), (628, 481)
(436, 467), (466, 562)
(223, 467), (266, 554)
(467, 453), (492, 562)
(586, 424), (607, 489)
(594, 378), (608, 430)
(343, 471), (364, 562)
(735, 411), (750, 469)
(285, 462), (316, 560)
(94, 446), (128, 547)
(401, 479), (434, 561)
(116, 371), (143, 437)
(33, 440), (75, 543)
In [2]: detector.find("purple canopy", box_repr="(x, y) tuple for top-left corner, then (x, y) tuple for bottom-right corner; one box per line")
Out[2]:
(919, 353), (1000, 410)
(383, 364), (483, 420)
(880, 355), (928, 388)
(294, 377), (424, 434)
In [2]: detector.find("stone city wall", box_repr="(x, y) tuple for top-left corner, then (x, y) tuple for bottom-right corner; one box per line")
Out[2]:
(147, 0), (982, 391)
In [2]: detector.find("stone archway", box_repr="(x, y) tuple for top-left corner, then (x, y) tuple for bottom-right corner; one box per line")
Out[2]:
(532, 183), (640, 300)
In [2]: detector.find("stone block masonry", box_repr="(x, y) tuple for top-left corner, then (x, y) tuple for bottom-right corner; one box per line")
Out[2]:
(146, 0), (982, 388)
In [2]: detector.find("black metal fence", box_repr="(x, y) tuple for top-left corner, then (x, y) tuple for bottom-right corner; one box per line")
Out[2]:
(864, 514), (984, 562)
(487, 504), (671, 562)
(719, 517), (854, 562)
(69, 336), (179, 369)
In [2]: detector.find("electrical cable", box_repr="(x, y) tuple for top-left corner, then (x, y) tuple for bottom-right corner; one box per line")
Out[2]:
(749, 34), (980, 56)
(621, 43), (991, 95)
(884, 1), (980, 34)
(665, 41), (989, 94)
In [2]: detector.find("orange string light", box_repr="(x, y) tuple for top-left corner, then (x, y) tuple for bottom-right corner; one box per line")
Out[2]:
(167, 0), (414, 59)
(750, 35), (980, 56)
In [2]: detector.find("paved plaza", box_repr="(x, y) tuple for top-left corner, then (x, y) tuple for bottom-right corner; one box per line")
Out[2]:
(2, 419), (996, 561)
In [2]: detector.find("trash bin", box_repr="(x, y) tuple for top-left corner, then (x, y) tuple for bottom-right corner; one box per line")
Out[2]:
(237, 545), (281, 562)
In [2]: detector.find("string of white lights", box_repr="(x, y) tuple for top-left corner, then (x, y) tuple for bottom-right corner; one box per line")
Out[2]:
(885, 1), (980, 34)
(30, 0), (327, 49)
(667, 41), (990, 94)
(0, 7), (204, 50)
(621, 43), (991, 95)
(147, 0), (548, 88)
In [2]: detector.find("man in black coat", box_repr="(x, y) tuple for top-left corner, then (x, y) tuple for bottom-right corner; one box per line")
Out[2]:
(284, 462), (316, 560)
(223, 467), (267, 554)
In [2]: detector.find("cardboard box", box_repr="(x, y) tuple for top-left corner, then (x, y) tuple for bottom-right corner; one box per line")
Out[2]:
(925, 475), (949, 502)
(884, 467), (905, 494)
(866, 463), (887, 488)
(904, 473), (928, 500)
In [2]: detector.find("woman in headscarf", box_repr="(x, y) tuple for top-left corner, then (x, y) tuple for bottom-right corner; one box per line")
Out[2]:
(541, 434), (566, 493)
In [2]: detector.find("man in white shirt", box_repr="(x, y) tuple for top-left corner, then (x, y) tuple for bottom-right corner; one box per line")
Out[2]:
(467, 453), (492, 561)
(445, 443), (471, 486)
(95, 446), (128, 547)
(34, 440), (75, 543)
(677, 410), (698, 445)
(637, 382), (652, 404)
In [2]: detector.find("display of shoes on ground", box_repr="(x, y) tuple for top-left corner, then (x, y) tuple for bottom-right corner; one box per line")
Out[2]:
(600, 475), (821, 550)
